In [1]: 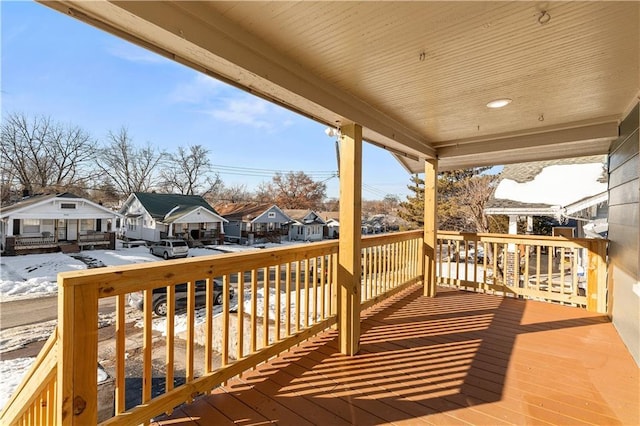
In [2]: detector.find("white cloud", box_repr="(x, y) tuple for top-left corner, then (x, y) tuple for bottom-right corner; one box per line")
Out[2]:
(169, 74), (225, 104)
(206, 97), (273, 129)
(170, 73), (302, 130)
(105, 41), (169, 64)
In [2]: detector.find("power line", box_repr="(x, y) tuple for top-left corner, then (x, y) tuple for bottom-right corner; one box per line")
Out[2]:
(211, 164), (336, 179)
(362, 183), (389, 198)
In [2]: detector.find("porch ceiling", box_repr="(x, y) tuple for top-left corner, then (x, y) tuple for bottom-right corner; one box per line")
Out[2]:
(41, 1), (639, 172)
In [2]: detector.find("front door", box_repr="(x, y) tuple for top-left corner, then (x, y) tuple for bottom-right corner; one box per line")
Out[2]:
(57, 219), (67, 241)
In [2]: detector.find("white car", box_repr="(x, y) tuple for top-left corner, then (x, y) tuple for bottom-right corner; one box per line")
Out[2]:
(150, 239), (189, 259)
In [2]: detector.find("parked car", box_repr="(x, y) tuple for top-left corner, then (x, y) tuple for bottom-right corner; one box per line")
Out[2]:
(150, 239), (189, 259)
(128, 279), (233, 316)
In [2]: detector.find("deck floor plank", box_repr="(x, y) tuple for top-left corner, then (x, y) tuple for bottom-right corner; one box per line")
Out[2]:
(153, 285), (639, 425)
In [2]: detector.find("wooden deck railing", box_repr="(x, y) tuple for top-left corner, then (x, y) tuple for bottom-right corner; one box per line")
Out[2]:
(0, 231), (423, 425)
(0, 329), (58, 424)
(436, 231), (608, 313)
(0, 230), (608, 425)
(13, 235), (57, 248)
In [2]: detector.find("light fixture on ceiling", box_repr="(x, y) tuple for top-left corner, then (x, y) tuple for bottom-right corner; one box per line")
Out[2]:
(324, 127), (340, 137)
(486, 98), (512, 109)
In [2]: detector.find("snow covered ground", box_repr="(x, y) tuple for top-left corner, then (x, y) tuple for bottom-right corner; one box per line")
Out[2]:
(0, 239), (300, 410)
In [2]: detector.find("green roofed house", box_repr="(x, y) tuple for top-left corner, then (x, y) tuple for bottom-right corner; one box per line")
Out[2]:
(119, 192), (227, 244)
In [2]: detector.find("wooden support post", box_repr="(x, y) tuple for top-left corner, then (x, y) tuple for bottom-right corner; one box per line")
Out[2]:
(338, 123), (362, 356)
(58, 276), (98, 425)
(424, 159), (437, 297)
(587, 240), (608, 314)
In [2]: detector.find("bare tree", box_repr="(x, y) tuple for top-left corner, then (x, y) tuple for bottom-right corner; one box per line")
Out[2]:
(254, 181), (273, 204)
(161, 144), (217, 195)
(266, 171), (326, 209)
(0, 112), (96, 194)
(97, 127), (165, 196)
(204, 182), (252, 204)
(454, 174), (498, 233)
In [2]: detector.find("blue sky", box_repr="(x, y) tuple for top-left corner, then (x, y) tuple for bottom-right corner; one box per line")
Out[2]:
(1, 1), (416, 200)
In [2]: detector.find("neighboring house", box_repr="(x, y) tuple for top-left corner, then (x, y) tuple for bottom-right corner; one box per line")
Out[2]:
(318, 211), (340, 239)
(484, 155), (609, 238)
(214, 203), (291, 244)
(325, 218), (340, 239)
(283, 209), (326, 242)
(119, 193), (227, 244)
(0, 192), (119, 254)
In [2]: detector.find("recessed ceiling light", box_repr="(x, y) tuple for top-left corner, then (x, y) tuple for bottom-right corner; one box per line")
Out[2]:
(486, 98), (512, 108)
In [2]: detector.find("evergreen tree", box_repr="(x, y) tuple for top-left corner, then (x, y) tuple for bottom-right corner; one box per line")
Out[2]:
(398, 174), (425, 228)
(398, 167), (498, 232)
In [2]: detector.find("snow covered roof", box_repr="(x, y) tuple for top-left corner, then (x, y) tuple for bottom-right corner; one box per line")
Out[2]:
(485, 156), (607, 216)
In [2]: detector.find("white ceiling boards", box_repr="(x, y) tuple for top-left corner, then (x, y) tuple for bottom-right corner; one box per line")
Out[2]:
(41, 1), (639, 171)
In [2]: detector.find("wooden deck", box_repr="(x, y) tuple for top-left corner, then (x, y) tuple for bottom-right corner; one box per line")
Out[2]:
(152, 284), (639, 425)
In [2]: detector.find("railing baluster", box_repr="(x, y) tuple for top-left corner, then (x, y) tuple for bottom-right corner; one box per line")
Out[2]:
(547, 246), (553, 295)
(250, 269), (258, 354)
(295, 260), (301, 333)
(223, 274), (230, 367)
(143, 288), (153, 405)
(263, 267), (269, 348)
(115, 294), (126, 414)
(312, 257), (318, 323)
(275, 265), (281, 342)
(167, 285), (175, 393)
(304, 261), (310, 328)
(285, 263), (292, 336)
(186, 280), (195, 388)
(204, 277), (213, 373)
(320, 256), (326, 320)
(536, 246), (541, 290)
(237, 272), (245, 360)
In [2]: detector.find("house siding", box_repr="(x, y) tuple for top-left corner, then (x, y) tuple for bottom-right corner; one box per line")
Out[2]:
(608, 102), (640, 366)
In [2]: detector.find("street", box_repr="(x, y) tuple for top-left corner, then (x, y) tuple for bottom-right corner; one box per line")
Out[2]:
(1, 295), (117, 330)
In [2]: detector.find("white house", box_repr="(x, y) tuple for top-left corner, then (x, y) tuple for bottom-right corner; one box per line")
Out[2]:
(283, 209), (326, 242)
(119, 192), (227, 243)
(0, 192), (119, 254)
(485, 155), (609, 238)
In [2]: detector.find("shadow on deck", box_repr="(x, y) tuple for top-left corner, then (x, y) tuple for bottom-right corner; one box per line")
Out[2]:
(153, 285), (639, 425)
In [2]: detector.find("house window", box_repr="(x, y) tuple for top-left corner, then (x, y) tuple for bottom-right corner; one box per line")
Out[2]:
(60, 203), (76, 209)
(268, 212), (276, 218)
(80, 219), (93, 231)
(127, 218), (137, 231)
(23, 219), (40, 234)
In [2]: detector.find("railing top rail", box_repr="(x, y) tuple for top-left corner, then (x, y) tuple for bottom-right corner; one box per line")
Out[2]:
(437, 230), (608, 246)
(361, 230), (422, 248)
(59, 240), (339, 296)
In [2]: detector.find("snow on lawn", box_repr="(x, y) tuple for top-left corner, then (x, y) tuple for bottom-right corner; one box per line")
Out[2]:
(141, 286), (318, 337)
(141, 285), (324, 357)
(0, 253), (86, 301)
(0, 244), (227, 302)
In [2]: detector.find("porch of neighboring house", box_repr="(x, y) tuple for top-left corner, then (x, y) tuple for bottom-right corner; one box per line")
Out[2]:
(3, 218), (116, 255)
(241, 223), (290, 244)
(162, 223), (224, 246)
(152, 284), (638, 426)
